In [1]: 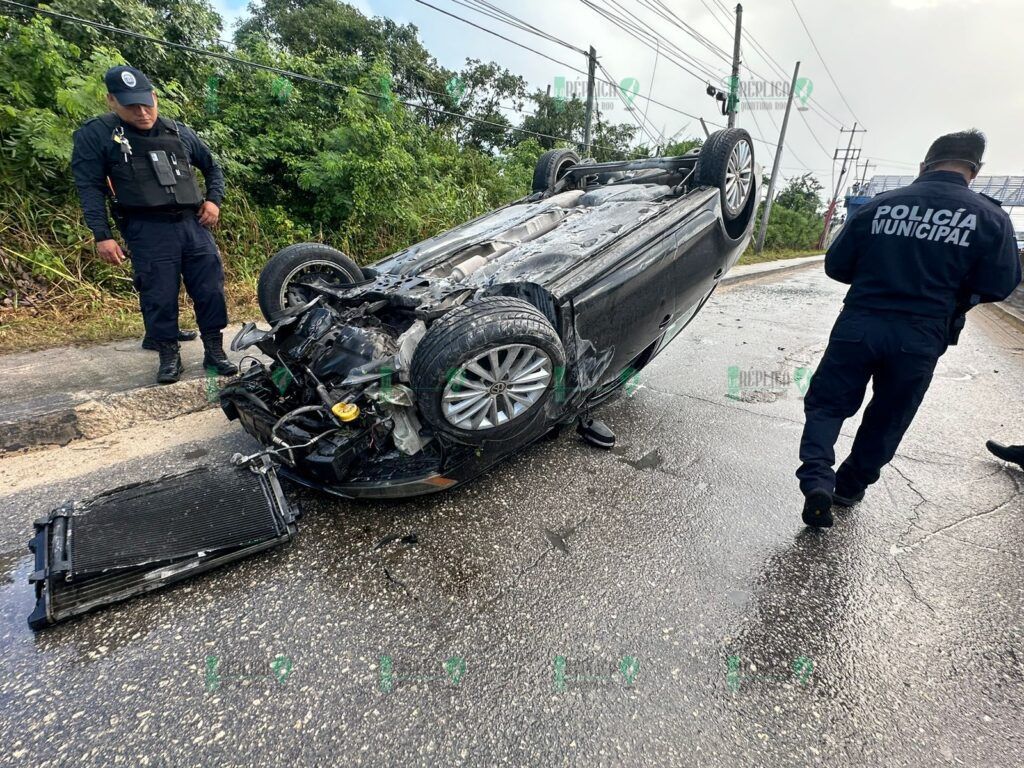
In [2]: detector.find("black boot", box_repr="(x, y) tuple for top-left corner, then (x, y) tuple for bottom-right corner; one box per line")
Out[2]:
(142, 330), (198, 350)
(201, 332), (238, 376)
(157, 342), (184, 384)
(986, 440), (1024, 469)
(832, 479), (866, 508)
(801, 489), (833, 528)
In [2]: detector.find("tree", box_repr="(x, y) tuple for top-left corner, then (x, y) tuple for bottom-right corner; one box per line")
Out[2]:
(664, 138), (702, 156)
(47, 0), (224, 91)
(754, 173), (826, 250)
(447, 59), (527, 152)
(774, 172), (824, 217)
(519, 90), (587, 151)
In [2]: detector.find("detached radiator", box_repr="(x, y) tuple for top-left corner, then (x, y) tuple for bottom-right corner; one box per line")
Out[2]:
(27, 458), (297, 630)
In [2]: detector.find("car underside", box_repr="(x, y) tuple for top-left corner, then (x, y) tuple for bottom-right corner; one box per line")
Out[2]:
(219, 129), (760, 498)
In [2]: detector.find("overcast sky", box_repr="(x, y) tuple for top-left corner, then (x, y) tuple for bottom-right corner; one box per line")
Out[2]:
(211, 0), (1024, 191)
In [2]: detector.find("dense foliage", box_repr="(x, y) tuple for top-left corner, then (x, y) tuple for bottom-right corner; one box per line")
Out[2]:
(754, 173), (826, 250)
(0, 0), (823, 326)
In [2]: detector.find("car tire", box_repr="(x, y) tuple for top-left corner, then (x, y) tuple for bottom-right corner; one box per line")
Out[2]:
(532, 149), (581, 193)
(694, 128), (755, 221)
(411, 296), (566, 445)
(257, 243), (363, 321)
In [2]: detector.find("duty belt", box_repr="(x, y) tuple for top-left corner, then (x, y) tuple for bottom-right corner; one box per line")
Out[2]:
(120, 209), (197, 222)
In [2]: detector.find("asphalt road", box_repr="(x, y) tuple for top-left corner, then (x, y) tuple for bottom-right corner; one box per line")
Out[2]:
(1, 267), (1022, 767)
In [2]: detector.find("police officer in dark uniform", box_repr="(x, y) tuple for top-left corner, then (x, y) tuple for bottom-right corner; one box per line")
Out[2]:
(71, 65), (237, 384)
(797, 130), (1021, 528)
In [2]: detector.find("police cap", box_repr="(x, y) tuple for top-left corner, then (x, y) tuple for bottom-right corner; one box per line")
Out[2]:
(104, 66), (155, 107)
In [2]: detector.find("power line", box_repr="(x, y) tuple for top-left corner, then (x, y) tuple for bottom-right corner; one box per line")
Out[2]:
(445, 0), (792, 156)
(414, 0), (721, 123)
(787, 0), (864, 127)
(412, 0), (592, 75)
(4, 0), (804, 165)
(638, 0), (734, 67)
(705, 0), (847, 134)
(447, 0), (587, 55)
(699, 0), (734, 37)
(759, 96), (812, 172)
(579, 2), (792, 151)
(696, 0), (839, 164)
(641, 36), (661, 134)
(738, 30), (844, 131)
(596, 60), (661, 150)
(630, 0), (733, 76)
(0, 0), (619, 151)
(579, 0), (723, 84)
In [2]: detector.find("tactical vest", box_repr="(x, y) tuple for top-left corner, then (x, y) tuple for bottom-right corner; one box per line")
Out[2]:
(99, 114), (204, 211)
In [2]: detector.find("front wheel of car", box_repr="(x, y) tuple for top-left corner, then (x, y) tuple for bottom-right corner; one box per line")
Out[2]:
(411, 297), (566, 445)
(257, 243), (363, 321)
(695, 128), (755, 221)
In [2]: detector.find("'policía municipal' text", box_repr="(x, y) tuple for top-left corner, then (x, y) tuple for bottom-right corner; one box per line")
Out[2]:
(871, 204), (977, 247)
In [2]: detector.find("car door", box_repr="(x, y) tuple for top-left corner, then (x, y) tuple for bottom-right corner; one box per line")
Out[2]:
(567, 198), (723, 385)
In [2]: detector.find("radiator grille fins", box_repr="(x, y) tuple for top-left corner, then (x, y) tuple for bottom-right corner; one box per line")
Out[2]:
(27, 460), (297, 630)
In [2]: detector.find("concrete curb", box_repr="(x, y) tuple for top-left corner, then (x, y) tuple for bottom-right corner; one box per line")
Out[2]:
(0, 254), (827, 455)
(721, 253), (825, 286)
(986, 300), (1024, 334)
(0, 374), (231, 455)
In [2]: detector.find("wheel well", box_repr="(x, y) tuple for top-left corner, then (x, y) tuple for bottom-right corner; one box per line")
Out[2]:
(723, 176), (758, 240)
(478, 282), (561, 330)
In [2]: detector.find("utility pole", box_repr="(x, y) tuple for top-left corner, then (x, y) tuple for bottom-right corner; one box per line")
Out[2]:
(817, 123), (866, 249)
(755, 61), (800, 254)
(858, 158), (875, 186)
(583, 46), (597, 156)
(727, 3), (743, 127)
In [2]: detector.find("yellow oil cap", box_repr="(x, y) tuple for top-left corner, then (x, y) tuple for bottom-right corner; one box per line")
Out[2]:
(331, 402), (360, 422)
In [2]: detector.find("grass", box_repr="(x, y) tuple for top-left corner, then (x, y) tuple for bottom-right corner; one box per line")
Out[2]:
(738, 247), (822, 266)
(0, 278), (261, 354)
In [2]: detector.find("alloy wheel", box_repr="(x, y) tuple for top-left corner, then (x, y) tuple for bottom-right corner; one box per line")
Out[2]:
(442, 343), (552, 430)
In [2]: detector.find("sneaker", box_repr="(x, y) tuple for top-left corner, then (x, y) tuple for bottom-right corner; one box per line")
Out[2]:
(801, 490), (833, 528)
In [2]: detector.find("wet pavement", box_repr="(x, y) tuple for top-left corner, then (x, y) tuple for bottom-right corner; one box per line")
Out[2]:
(1, 267), (1022, 767)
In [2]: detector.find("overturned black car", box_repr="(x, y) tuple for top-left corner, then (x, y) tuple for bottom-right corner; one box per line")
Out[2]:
(220, 129), (759, 499)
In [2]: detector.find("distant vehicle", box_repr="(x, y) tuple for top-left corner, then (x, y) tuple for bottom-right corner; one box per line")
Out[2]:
(220, 129), (761, 499)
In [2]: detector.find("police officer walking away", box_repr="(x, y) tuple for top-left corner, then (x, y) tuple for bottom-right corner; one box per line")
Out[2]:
(71, 65), (238, 384)
(797, 130), (1021, 528)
